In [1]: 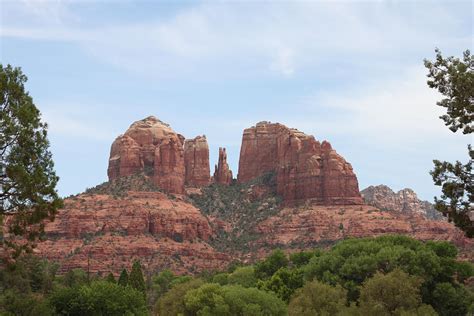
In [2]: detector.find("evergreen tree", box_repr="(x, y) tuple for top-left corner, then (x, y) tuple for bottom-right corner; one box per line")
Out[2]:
(129, 261), (146, 296)
(0, 64), (63, 256)
(424, 49), (474, 237)
(106, 272), (115, 283)
(118, 269), (129, 287)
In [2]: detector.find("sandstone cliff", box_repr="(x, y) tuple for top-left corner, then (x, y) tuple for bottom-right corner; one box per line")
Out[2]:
(361, 185), (444, 220)
(238, 122), (362, 205)
(37, 187), (230, 275)
(34, 117), (473, 275)
(184, 136), (211, 187)
(213, 147), (233, 185)
(108, 116), (186, 194)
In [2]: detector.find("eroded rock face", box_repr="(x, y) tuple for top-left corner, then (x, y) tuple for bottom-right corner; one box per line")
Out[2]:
(36, 192), (230, 275)
(253, 205), (471, 258)
(361, 185), (444, 220)
(107, 116), (186, 194)
(184, 136), (211, 187)
(237, 122), (363, 204)
(213, 147), (233, 185)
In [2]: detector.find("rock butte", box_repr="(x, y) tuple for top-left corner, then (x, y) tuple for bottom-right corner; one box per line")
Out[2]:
(33, 116), (473, 275)
(108, 116), (186, 194)
(238, 121), (363, 205)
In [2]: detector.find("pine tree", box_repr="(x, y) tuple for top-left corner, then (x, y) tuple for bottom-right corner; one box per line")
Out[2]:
(106, 272), (115, 283)
(118, 268), (128, 287)
(424, 49), (474, 237)
(129, 261), (146, 296)
(0, 64), (63, 256)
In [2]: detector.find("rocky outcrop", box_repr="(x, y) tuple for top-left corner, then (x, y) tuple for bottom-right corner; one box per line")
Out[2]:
(107, 116), (186, 194)
(36, 192), (231, 275)
(253, 205), (471, 258)
(237, 122), (362, 205)
(213, 147), (233, 185)
(184, 136), (211, 187)
(361, 185), (444, 220)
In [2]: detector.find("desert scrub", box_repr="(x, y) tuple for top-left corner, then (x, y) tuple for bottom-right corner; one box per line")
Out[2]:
(189, 172), (282, 252)
(85, 173), (163, 197)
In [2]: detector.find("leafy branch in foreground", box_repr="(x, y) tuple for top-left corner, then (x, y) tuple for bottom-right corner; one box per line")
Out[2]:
(431, 145), (473, 237)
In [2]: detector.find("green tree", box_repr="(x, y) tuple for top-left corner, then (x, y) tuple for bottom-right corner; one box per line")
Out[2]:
(258, 267), (304, 302)
(49, 280), (147, 316)
(117, 268), (128, 287)
(63, 268), (88, 288)
(358, 269), (436, 316)
(288, 280), (348, 316)
(0, 289), (53, 316)
(424, 49), (474, 236)
(227, 266), (257, 288)
(184, 283), (287, 316)
(129, 261), (146, 296)
(303, 235), (474, 308)
(212, 272), (229, 285)
(424, 49), (473, 134)
(290, 250), (320, 268)
(106, 272), (115, 283)
(254, 249), (289, 279)
(430, 282), (474, 316)
(0, 64), (63, 256)
(152, 269), (175, 298)
(156, 278), (204, 316)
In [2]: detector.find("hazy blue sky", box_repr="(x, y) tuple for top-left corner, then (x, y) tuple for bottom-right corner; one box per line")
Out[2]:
(1, 0), (472, 200)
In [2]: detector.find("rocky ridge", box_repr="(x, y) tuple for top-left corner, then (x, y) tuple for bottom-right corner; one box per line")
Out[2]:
(361, 185), (444, 220)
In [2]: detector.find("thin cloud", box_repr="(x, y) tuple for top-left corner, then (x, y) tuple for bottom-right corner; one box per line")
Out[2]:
(2, 2), (470, 78)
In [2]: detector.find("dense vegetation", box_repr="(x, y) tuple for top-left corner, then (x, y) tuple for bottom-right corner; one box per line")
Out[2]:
(1, 235), (472, 315)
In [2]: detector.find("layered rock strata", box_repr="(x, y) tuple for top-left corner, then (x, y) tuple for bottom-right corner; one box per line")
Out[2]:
(107, 116), (186, 194)
(37, 192), (230, 275)
(361, 185), (444, 220)
(238, 122), (363, 204)
(184, 136), (211, 187)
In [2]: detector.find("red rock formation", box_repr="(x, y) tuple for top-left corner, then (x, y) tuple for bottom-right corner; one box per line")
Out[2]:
(36, 192), (231, 275)
(184, 136), (211, 187)
(237, 121), (362, 204)
(213, 147), (233, 185)
(107, 116), (186, 194)
(254, 205), (472, 257)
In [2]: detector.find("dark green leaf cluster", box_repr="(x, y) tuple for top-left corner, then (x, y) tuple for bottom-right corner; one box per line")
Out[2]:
(424, 49), (473, 134)
(49, 281), (147, 316)
(303, 235), (474, 315)
(431, 145), (473, 237)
